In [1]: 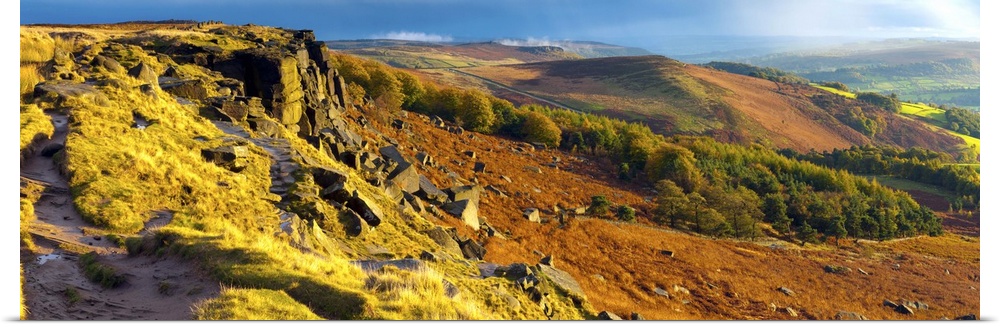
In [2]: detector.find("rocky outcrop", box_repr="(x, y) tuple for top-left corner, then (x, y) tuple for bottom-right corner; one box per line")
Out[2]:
(201, 145), (249, 172)
(210, 32), (349, 138)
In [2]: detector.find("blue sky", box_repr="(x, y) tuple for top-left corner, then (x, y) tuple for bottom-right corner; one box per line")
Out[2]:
(21, 0), (979, 45)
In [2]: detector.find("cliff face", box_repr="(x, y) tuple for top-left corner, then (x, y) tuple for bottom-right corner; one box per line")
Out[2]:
(209, 30), (350, 137)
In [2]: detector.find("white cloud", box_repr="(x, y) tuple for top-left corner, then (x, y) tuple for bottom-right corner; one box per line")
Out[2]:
(370, 31), (452, 42)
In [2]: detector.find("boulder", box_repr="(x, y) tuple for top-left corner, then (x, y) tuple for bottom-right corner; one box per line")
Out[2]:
(346, 193), (383, 227)
(459, 239), (486, 260)
(386, 163), (420, 194)
(523, 208), (541, 223)
(381, 181), (404, 204)
(34, 82), (109, 107)
(401, 192), (426, 214)
(473, 161), (486, 173)
(514, 274), (539, 291)
(248, 118), (281, 137)
(379, 145), (408, 166)
(442, 199), (480, 230)
(895, 304), (915, 315)
(834, 311), (868, 320)
(161, 79), (209, 100)
(538, 264), (586, 302)
(90, 55), (125, 74)
(447, 185), (482, 204)
(785, 307), (798, 317)
(597, 311), (622, 320)
(339, 208), (369, 237)
(201, 145), (248, 172)
(416, 175), (449, 204)
(354, 258), (426, 272)
(539, 254), (554, 267)
(312, 166), (348, 189)
(127, 62), (159, 87)
(415, 152), (433, 165)
(422, 227), (462, 255)
(484, 185), (506, 197)
(496, 263), (532, 279)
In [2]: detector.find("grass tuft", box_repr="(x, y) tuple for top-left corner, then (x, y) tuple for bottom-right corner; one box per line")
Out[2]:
(193, 287), (323, 320)
(79, 252), (126, 288)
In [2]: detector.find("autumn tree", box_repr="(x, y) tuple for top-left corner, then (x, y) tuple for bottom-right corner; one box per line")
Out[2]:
(522, 111), (561, 147)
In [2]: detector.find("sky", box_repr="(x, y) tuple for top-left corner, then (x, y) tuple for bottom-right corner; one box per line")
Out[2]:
(21, 0), (979, 41)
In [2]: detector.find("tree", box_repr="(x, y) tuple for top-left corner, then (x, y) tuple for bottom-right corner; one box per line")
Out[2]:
(830, 217), (848, 244)
(522, 111), (561, 147)
(615, 205), (636, 222)
(645, 143), (703, 192)
(798, 221), (819, 244)
(654, 180), (688, 228)
(458, 90), (495, 133)
(589, 195), (612, 217)
(763, 193), (791, 234)
(687, 192), (707, 233)
(618, 163), (631, 180)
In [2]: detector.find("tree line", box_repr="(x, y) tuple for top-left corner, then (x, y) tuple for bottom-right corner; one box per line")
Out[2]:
(330, 52), (944, 242)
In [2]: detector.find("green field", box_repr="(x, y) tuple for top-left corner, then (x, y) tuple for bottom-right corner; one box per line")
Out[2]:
(810, 83), (856, 98)
(812, 85), (980, 150)
(863, 175), (954, 199)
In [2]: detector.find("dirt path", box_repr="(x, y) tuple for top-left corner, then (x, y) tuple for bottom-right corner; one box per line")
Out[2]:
(212, 121), (300, 197)
(22, 112), (220, 320)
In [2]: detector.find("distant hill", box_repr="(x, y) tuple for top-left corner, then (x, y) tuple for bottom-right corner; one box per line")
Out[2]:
(744, 39), (980, 109)
(326, 39), (653, 69)
(461, 55), (964, 154)
(492, 39), (654, 58)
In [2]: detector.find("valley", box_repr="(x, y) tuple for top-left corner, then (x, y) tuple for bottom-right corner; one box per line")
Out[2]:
(18, 20), (979, 321)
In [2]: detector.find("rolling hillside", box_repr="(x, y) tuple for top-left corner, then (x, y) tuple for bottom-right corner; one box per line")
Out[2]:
(461, 55), (964, 154)
(746, 39), (980, 109)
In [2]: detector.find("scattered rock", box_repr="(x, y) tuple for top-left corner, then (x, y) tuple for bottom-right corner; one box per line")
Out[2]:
(386, 163), (420, 194)
(415, 152), (433, 165)
(955, 314), (977, 320)
(463, 150), (476, 159)
(895, 304), (915, 315)
(857, 268), (870, 276)
(473, 161), (486, 173)
(597, 311), (622, 320)
(654, 287), (670, 298)
(422, 227), (462, 255)
(459, 239), (486, 260)
(538, 264), (586, 302)
(416, 175), (449, 204)
(201, 145), (248, 172)
(824, 265), (852, 274)
(346, 193), (383, 227)
(442, 199), (480, 230)
(659, 250), (674, 257)
(901, 300), (929, 310)
(673, 285), (690, 295)
(127, 62), (159, 87)
(523, 208), (540, 223)
(90, 55), (125, 74)
(524, 166), (542, 174)
(834, 311), (868, 320)
(539, 255), (554, 267)
(883, 299), (899, 308)
(312, 166), (347, 189)
(497, 263), (532, 279)
(768, 303), (777, 312)
(630, 312), (645, 320)
(785, 307), (798, 317)
(419, 250), (437, 262)
(777, 286), (795, 296)
(484, 185), (506, 197)
(339, 208), (369, 237)
(354, 258), (425, 272)
(390, 119), (406, 129)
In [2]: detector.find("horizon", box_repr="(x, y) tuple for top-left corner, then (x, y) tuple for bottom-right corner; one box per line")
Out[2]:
(21, 0), (980, 54)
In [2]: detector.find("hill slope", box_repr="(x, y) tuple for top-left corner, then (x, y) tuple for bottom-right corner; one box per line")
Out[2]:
(461, 55), (963, 154)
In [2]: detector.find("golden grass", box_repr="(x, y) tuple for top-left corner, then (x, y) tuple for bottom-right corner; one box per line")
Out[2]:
(20, 104), (53, 151)
(365, 266), (488, 320)
(20, 29), (55, 63)
(21, 65), (43, 96)
(193, 287), (323, 320)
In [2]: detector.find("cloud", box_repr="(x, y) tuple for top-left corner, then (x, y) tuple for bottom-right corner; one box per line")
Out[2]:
(370, 31), (452, 42)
